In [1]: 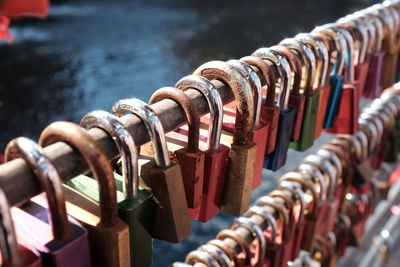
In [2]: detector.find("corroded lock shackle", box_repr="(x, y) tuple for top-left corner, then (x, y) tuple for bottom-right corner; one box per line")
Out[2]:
(227, 59), (262, 127)
(0, 187), (23, 265)
(240, 56), (277, 109)
(111, 98), (170, 167)
(251, 47), (292, 110)
(197, 244), (231, 267)
(317, 148), (343, 181)
(81, 110), (139, 200)
(296, 163), (326, 204)
(279, 37), (317, 93)
(355, 10), (385, 53)
(324, 24), (356, 83)
(244, 206), (278, 248)
(216, 229), (252, 265)
(348, 12), (377, 57)
(312, 25), (347, 77)
(175, 74), (223, 151)
(208, 239), (240, 266)
(5, 137), (71, 240)
(193, 60), (255, 146)
(38, 121), (119, 228)
(302, 154), (337, 200)
(268, 45), (303, 96)
(231, 216), (267, 266)
(275, 184), (306, 225)
(185, 249), (220, 266)
(336, 16), (369, 65)
(148, 87), (201, 154)
(254, 196), (291, 248)
(294, 33), (329, 89)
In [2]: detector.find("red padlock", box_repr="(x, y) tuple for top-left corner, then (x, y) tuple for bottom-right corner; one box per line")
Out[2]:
(175, 74), (230, 222)
(269, 45), (304, 142)
(326, 26), (359, 134)
(148, 87), (205, 209)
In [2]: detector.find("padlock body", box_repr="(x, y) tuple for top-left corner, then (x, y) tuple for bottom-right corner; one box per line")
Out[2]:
(324, 76), (344, 129)
(289, 94), (306, 142)
(326, 82), (359, 134)
(290, 91), (320, 151)
(141, 161), (192, 243)
(189, 145), (230, 222)
(386, 120), (400, 162)
(314, 84), (331, 139)
(354, 61), (370, 99)
(11, 195), (92, 267)
(63, 185), (131, 267)
(261, 105), (280, 154)
(67, 174), (155, 267)
(363, 52), (385, 99)
(264, 107), (296, 171)
(381, 51), (398, 89)
(222, 142), (258, 216)
(19, 245), (42, 267)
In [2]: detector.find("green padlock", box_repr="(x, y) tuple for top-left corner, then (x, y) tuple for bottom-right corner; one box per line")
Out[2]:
(68, 110), (154, 267)
(290, 33), (328, 151)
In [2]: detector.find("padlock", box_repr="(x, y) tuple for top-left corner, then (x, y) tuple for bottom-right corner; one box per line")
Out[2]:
(38, 122), (129, 267)
(193, 61), (257, 216)
(325, 26), (359, 134)
(215, 229), (252, 266)
(208, 239), (241, 266)
(337, 16), (370, 98)
(313, 25), (347, 130)
(147, 87), (205, 209)
(252, 48), (296, 171)
(254, 196), (292, 267)
(175, 74), (230, 222)
(240, 56), (279, 155)
(196, 244), (231, 266)
(5, 136), (92, 267)
(289, 33), (328, 151)
(309, 32), (335, 139)
(112, 98), (192, 242)
(221, 59), (269, 190)
(72, 110), (154, 267)
(0, 186), (42, 267)
(269, 45), (304, 142)
(359, 11), (386, 98)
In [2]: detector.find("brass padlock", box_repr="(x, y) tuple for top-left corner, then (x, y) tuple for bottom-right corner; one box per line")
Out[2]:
(38, 121), (131, 267)
(193, 61), (257, 216)
(112, 98), (191, 242)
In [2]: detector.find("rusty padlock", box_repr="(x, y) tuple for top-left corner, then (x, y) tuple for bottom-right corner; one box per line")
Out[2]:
(252, 48), (296, 171)
(175, 74), (230, 222)
(193, 61), (257, 216)
(112, 98), (192, 242)
(38, 122), (129, 267)
(326, 26), (359, 134)
(269, 45), (304, 142)
(240, 56), (279, 156)
(5, 136), (92, 267)
(0, 186), (42, 267)
(147, 87), (205, 209)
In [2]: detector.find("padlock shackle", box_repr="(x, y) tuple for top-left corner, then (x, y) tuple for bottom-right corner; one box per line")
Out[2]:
(207, 239), (241, 266)
(240, 56), (277, 109)
(244, 206), (278, 248)
(38, 121), (118, 228)
(80, 110), (139, 201)
(197, 244), (231, 267)
(317, 149), (343, 182)
(280, 38), (317, 94)
(252, 48), (292, 110)
(319, 143), (349, 175)
(149, 87), (201, 154)
(358, 117), (379, 154)
(310, 32), (335, 86)
(0, 188), (22, 266)
(269, 190), (296, 233)
(355, 130), (369, 161)
(355, 11), (384, 53)
(193, 61), (255, 146)
(297, 163), (327, 204)
(312, 27), (346, 77)
(175, 75), (223, 151)
(5, 137), (72, 241)
(277, 184), (306, 225)
(216, 229), (252, 265)
(349, 13), (378, 57)
(227, 59), (262, 127)
(367, 5), (396, 50)
(112, 98), (171, 167)
(269, 45), (303, 96)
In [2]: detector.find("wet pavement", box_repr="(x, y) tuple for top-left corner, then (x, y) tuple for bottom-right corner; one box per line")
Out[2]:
(0, 0), (373, 265)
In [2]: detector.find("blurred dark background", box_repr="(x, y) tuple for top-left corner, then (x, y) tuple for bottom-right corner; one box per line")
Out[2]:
(0, 0), (377, 265)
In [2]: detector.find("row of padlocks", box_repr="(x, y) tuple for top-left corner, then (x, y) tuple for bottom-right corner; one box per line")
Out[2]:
(1, 1), (400, 267)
